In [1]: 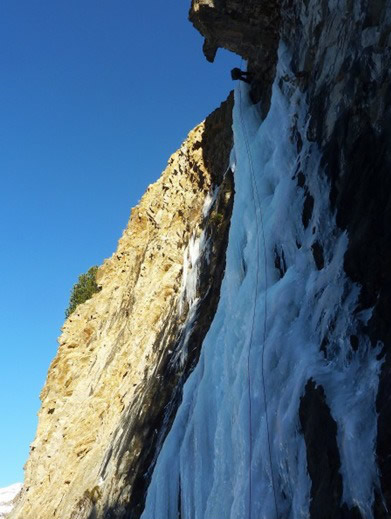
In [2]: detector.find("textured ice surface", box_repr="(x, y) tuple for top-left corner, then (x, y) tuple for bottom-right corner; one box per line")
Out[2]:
(175, 191), (216, 367)
(178, 232), (202, 315)
(142, 45), (382, 519)
(0, 483), (22, 518)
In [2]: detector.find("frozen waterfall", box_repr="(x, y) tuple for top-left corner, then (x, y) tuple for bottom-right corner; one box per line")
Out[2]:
(141, 45), (382, 519)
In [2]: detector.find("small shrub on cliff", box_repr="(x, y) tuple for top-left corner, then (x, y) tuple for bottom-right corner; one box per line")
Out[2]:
(209, 209), (224, 225)
(65, 265), (101, 318)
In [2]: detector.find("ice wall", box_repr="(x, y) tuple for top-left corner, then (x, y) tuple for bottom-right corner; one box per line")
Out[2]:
(141, 46), (382, 519)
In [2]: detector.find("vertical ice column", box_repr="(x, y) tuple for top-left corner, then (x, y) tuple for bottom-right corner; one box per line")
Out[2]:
(141, 44), (382, 519)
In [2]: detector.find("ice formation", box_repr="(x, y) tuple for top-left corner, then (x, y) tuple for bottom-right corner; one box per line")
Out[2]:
(175, 191), (217, 368)
(141, 45), (382, 519)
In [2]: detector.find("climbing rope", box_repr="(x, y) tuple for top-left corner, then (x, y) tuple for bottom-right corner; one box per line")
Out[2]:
(237, 69), (280, 519)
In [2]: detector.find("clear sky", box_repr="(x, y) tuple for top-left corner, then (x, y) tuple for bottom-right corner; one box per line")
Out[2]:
(0, 1), (238, 487)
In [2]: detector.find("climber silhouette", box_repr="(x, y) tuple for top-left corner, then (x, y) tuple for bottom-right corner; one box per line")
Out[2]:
(231, 67), (252, 84)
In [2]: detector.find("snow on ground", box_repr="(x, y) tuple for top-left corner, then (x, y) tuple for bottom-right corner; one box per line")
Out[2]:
(0, 484), (22, 518)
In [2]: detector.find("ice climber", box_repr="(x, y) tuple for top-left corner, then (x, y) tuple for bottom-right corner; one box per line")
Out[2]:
(230, 67), (252, 84)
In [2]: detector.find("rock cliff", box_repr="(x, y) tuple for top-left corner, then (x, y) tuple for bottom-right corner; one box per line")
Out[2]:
(10, 96), (234, 519)
(11, 1), (391, 518)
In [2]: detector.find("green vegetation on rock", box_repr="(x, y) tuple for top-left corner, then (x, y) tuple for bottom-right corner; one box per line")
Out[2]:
(65, 266), (101, 318)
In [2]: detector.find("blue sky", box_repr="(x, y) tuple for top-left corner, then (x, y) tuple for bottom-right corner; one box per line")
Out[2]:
(0, 1), (237, 487)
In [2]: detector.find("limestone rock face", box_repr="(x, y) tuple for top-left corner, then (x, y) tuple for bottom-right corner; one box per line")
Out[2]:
(190, 0), (280, 61)
(189, 0), (281, 112)
(10, 95), (233, 519)
(14, 0), (391, 516)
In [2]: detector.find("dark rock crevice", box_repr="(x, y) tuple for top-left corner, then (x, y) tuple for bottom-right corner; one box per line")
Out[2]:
(299, 379), (363, 519)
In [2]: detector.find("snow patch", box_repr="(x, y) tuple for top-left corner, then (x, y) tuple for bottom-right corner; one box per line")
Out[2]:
(0, 484), (22, 518)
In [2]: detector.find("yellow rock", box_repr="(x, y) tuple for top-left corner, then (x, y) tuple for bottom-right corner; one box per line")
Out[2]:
(10, 96), (233, 519)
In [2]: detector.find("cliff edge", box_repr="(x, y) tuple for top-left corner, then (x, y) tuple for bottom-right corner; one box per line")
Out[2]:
(10, 96), (233, 519)
(11, 1), (391, 518)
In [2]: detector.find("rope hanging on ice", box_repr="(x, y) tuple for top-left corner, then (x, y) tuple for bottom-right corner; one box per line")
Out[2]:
(237, 71), (280, 519)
